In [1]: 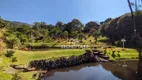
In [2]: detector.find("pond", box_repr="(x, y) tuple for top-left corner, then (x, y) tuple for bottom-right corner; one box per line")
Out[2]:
(39, 60), (142, 80)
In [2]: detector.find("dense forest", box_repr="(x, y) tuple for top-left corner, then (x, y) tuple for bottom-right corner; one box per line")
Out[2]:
(0, 11), (142, 53)
(0, 17), (100, 50)
(101, 12), (142, 47)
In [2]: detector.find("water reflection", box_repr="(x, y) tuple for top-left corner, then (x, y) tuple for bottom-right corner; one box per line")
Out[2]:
(39, 60), (141, 80)
(102, 60), (139, 80)
(138, 49), (142, 80)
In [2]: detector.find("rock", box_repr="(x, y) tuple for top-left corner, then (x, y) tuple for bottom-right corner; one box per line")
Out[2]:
(14, 66), (25, 69)
(93, 52), (100, 55)
(23, 67), (36, 72)
(101, 56), (109, 60)
(10, 64), (18, 68)
(92, 49), (98, 52)
(95, 56), (101, 62)
(29, 49), (109, 70)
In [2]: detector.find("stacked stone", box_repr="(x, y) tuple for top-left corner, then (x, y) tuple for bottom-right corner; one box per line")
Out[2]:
(29, 49), (109, 70)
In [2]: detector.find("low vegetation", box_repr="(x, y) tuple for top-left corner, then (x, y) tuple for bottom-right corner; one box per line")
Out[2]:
(5, 50), (15, 58)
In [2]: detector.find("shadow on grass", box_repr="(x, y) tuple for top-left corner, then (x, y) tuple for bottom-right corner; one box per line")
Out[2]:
(136, 48), (142, 80)
(98, 39), (109, 43)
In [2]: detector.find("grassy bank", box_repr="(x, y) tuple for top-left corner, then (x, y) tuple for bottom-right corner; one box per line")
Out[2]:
(0, 49), (86, 80)
(102, 47), (139, 60)
(0, 48), (140, 80)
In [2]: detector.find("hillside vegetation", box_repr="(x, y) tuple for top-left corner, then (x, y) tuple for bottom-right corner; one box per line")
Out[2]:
(100, 13), (142, 47)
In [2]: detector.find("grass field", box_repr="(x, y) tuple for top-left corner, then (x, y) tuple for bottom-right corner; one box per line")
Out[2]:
(103, 47), (139, 60)
(0, 49), (86, 80)
(0, 47), (140, 80)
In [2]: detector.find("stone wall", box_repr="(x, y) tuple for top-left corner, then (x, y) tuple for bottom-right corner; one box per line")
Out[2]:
(29, 49), (109, 70)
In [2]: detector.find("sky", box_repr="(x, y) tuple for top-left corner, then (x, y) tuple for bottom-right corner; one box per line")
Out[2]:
(0, 0), (133, 25)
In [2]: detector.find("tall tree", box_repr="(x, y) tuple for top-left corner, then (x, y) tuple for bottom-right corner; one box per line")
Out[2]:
(63, 31), (68, 39)
(83, 21), (100, 34)
(0, 17), (6, 28)
(65, 19), (84, 35)
(127, 0), (142, 35)
(92, 31), (101, 44)
(55, 21), (64, 30)
(77, 33), (84, 42)
(33, 22), (47, 30)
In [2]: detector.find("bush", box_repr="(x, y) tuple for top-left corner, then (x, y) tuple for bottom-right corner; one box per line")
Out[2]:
(85, 49), (92, 53)
(11, 57), (18, 62)
(117, 53), (121, 58)
(5, 33), (21, 49)
(26, 43), (49, 49)
(111, 53), (116, 58)
(0, 39), (6, 56)
(12, 72), (22, 80)
(5, 50), (15, 58)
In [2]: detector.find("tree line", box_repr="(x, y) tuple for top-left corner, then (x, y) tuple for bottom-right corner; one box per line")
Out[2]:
(0, 17), (100, 49)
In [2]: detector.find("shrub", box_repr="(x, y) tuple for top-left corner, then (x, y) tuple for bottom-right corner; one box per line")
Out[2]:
(5, 50), (15, 58)
(111, 53), (116, 58)
(77, 33), (84, 41)
(85, 49), (92, 53)
(104, 49), (107, 55)
(26, 43), (53, 49)
(12, 72), (22, 80)
(115, 41), (122, 47)
(0, 39), (6, 56)
(117, 53), (121, 58)
(11, 57), (18, 62)
(5, 33), (21, 49)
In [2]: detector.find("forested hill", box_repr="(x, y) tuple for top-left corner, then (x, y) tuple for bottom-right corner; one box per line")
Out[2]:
(0, 17), (100, 49)
(4, 20), (32, 27)
(100, 13), (142, 47)
(0, 12), (142, 50)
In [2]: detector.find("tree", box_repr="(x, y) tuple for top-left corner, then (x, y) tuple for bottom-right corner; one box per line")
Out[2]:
(16, 32), (28, 45)
(100, 12), (142, 46)
(127, 0), (142, 35)
(16, 25), (31, 38)
(128, 0), (142, 15)
(127, 0), (142, 46)
(48, 27), (61, 39)
(83, 21), (100, 34)
(55, 21), (65, 30)
(40, 22), (47, 29)
(65, 19), (84, 35)
(33, 22), (47, 30)
(92, 31), (101, 44)
(0, 17), (6, 28)
(39, 29), (49, 37)
(63, 31), (68, 39)
(5, 33), (20, 49)
(77, 33), (84, 42)
(32, 22), (40, 30)
(71, 31), (78, 38)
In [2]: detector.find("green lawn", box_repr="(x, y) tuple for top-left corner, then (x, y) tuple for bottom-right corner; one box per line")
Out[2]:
(15, 49), (86, 65)
(0, 72), (12, 80)
(0, 47), (140, 80)
(104, 48), (139, 60)
(0, 49), (86, 80)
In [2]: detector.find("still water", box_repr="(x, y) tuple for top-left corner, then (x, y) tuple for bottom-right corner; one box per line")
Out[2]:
(41, 60), (141, 80)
